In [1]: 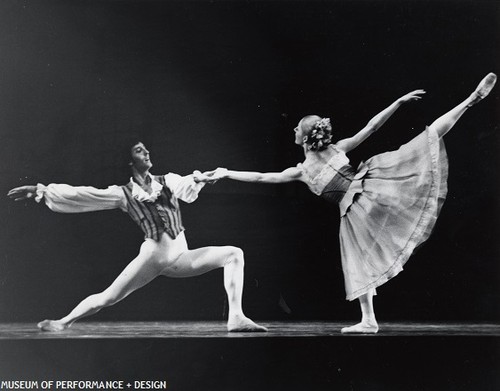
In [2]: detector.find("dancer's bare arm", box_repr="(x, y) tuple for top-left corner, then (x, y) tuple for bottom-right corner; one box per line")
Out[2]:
(336, 90), (425, 153)
(208, 167), (303, 184)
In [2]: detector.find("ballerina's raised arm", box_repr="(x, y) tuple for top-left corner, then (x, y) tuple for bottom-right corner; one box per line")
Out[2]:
(336, 89), (425, 153)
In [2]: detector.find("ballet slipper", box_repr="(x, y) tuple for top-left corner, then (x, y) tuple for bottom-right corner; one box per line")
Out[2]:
(341, 321), (379, 334)
(468, 72), (497, 106)
(37, 319), (68, 332)
(227, 315), (268, 332)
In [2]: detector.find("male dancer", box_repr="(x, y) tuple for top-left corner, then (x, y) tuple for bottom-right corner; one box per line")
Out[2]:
(8, 140), (267, 332)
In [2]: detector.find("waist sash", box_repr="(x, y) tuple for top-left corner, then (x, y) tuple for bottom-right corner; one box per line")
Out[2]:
(320, 162), (368, 217)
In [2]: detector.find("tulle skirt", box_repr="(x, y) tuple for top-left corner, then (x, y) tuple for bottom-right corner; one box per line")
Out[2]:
(339, 126), (448, 300)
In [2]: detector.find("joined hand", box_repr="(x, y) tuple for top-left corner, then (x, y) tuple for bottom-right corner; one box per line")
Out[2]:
(192, 168), (228, 184)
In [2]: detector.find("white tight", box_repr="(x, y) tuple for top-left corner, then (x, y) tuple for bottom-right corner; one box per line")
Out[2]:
(429, 95), (474, 139)
(58, 239), (246, 326)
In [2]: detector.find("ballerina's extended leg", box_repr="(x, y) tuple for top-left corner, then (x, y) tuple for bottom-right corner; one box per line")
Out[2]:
(430, 72), (496, 138)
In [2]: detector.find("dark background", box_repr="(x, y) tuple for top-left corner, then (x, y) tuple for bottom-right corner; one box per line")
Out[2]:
(0, 0), (498, 324)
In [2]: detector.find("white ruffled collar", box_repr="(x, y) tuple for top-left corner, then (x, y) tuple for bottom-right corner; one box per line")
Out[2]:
(129, 173), (163, 202)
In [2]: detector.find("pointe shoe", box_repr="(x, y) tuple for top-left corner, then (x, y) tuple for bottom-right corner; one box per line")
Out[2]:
(468, 72), (497, 106)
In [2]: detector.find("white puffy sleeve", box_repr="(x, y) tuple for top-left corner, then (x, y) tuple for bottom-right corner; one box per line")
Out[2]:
(35, 183), (127, 213)
(164, 173), (205, 203)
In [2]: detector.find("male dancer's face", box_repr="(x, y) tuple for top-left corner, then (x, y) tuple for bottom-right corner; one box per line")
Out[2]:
(130, 142), (153, 172)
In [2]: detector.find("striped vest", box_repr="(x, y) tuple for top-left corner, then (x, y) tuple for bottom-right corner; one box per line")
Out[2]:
(121, 175), (184, 241)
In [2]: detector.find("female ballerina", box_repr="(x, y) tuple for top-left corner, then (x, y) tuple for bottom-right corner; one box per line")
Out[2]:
(7, 140), (267, 332)
(197, 73), (497, 334)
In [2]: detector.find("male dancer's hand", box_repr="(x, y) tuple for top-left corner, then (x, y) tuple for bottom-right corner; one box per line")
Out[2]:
(193, 170), (218, 184)
(212, 167), (228, 180)
(7, 185), (38, 201)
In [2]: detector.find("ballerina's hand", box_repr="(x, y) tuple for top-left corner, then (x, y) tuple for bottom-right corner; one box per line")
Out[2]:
(398, 89), (426, 103)
(7, 185), (37, 201)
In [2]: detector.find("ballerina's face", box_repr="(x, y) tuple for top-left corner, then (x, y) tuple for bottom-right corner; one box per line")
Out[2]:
(294, 115), (323, 146)
(294, 121), (307, 145)
(130, 142), (153, 172)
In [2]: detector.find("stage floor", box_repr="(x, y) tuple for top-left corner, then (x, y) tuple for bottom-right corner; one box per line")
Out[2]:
(1, 321), (499, 339)
(1, 321), (499, 390)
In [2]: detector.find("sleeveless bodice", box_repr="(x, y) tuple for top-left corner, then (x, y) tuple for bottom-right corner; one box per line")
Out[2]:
(299, 148), (350, 196)
(298, 147), (368, 216)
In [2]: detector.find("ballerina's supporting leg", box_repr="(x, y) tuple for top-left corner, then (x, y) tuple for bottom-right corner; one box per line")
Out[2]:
(341, 288), (379, 334)
(430, 72), (497, 139)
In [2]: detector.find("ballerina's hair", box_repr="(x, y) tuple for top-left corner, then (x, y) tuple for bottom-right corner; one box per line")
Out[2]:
(300, 116), (333, 151)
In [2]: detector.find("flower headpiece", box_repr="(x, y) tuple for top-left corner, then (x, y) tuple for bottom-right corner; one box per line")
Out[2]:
(303, 117), (333, 151)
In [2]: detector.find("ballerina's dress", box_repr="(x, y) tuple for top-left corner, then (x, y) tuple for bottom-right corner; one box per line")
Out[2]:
(297, 126), (448, 301)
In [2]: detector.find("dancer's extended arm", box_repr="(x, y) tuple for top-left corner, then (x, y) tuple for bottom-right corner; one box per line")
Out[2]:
(198, 167), (303, 184)
(336, 89), (425, 153)
(7, 183), (126, 213)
